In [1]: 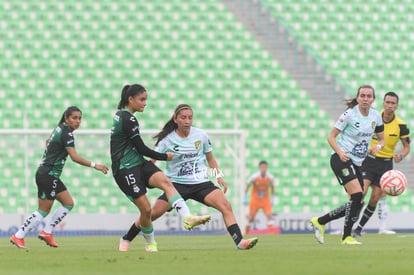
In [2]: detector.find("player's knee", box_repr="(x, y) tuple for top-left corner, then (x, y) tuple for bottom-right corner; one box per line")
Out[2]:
(350, 192), (363, 204)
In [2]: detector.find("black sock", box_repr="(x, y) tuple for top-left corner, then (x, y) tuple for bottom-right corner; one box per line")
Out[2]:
(343, 192), (363, 240)
(227, 224), (243, 245)
(122, 223), (141, 242)
(356, 204), (376, 231)
(318, 202), (349, 225)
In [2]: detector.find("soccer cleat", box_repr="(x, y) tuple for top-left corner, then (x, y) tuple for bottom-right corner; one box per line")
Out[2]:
(310, 217), (325, 244)
(378, 229), (396, 235)
(119, 238), (130, 252)
(10, 234), (28, 249)
(353, 229), (362, 238)
(38, 230), (59, 247)
(183, 215), (211, 230)
(145, 243), (158, 252)
(341, 236), (362, 245)
(237, 237), (258, 250)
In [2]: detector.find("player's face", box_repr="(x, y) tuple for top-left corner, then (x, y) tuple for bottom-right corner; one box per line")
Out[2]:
(259, 163), (267, 175)
(65, 111), (82, 131)
(174, 108), (193, 131)
(357, 88), (375, 109)
(383, 95), (398, 115)
(129, 92), (147, 112)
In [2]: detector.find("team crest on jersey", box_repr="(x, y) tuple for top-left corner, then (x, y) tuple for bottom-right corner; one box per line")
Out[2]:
(194, 140), (201, 150)
(371, 121), (376, 129)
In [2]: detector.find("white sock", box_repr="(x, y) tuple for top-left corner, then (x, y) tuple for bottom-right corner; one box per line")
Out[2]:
(141, 225), (156, 244)
(43, 206), (72, 234)
(168, 194), (191, 219)
(378, 197), (389, 231)
(15, 211), (44, 238)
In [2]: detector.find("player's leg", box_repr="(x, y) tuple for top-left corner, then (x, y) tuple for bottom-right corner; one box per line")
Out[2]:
(354, 184), (382, 236)
(148, 170), (210, 229)
(11, 173), (56, 249)
(203, 188), (258, 250)
(341, 178), (363, 244)
(11, 198), (53, 249)
(38, 189), (74, 247)
(246, 201), (259, 234)
(120, 196), (171, 251)
(263, 201), (275, 232)
(378, 191), (394, 234)
(131, 194), (158, 252)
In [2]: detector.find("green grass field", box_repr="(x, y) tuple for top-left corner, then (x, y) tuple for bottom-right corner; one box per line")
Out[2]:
(1, 234), (413, 275)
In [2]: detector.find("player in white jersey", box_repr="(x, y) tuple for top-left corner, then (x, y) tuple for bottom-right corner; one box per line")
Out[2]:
(118, 104), (258, 251)
(310, 85), (385, 245)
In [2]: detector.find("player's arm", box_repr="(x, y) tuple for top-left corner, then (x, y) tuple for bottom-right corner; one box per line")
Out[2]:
(327, 127), (349, 162)
(395, 137), (410, 163)
(130, 136), (173, 161)
(270, 178), (275, 195)
(370, 125), (385, 155)
(205, 151), (227, 194)
(66, 147), (109, 174)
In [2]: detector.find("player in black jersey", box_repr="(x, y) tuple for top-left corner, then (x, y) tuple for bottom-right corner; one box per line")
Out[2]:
(111, 84), (210, 252)
(11, 106), (109, 249)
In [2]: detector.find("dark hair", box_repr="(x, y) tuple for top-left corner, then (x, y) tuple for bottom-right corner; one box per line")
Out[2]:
(117, 84), (146, 109)
(345, 84), (375, 109)
(59, 106), (82, 124)
(259, 160), (268, 166)
(154, 104), (193, 146)
(384, 91), (399, 103)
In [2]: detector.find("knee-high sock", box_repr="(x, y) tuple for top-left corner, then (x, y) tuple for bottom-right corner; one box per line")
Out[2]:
(343, 192), (363, 239)
(43, 205), (73, 234)
(15, 210), (47, 238)
(378, 196), (389, 231)
(141, 224), (156, 244)
(318, 202), (349, 225)
(227, 224), (243, 246)
(122, 222), (141, 242)
(168, 194), (191, 219)
(355, 204), (376, 231)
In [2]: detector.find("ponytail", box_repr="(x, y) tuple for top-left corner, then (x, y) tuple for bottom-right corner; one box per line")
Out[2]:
(117, 84), (146, 110)
(59, 106), (82, 125)
(153, 104), (193, 146)
(345, 84), (375, 109)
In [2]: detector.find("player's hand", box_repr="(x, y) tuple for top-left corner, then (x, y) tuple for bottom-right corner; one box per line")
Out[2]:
(95, 164), (109, 174)
(394, 154), (403, 163)
(337, 150), (350, 162)
(217, 177), (228, 194)
(243, 196), (249, 206)
(166, 152), (174, 161)
(369, 144), (382, 155)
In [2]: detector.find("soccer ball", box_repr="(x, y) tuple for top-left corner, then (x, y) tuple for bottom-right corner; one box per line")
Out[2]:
(379, 169), (407, 196)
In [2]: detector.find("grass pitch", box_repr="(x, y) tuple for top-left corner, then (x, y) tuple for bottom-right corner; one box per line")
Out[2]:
(1, 233), (413, 275)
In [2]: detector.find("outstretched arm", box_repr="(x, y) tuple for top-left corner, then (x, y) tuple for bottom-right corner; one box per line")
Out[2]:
(66, 147), (109, 174)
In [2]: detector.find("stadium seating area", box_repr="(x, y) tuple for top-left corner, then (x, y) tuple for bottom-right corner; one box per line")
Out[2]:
(0, 0), (412, 214)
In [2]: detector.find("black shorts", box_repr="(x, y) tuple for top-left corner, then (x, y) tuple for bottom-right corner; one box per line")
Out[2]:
(158, 181), (219, 205)
(114, 160), (162, 201)
(362, 155), (393, 187)
(330, 153), (363, 189)
(35, 171), (67, 200)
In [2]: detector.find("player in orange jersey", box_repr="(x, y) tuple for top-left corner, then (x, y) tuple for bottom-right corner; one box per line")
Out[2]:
(244, 160), (275, 233)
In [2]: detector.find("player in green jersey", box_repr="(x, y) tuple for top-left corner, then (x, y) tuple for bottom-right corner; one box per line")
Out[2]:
(111, 85), (210, 252)
(11, 106), (109, 249)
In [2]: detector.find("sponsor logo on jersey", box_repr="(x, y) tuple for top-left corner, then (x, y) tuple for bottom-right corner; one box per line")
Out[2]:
(354, 122), (360, 128)
(113, 114), (120, 122)
(130, 116), (136, 122)
(173, 145), (179, 151)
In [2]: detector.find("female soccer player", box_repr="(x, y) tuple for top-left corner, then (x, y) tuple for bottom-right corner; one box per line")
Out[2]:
(118, 104), (258, 251)
(354, 92), (410, 236)
(310, 85), (385, 245)
(10, 106), (109, 249)
(111, 86), (210, 252)
(244, 160), (275, 234)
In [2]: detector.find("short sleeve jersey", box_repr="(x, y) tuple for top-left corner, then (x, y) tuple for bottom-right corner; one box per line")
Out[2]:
(248, 172), (274, 200)
(110, 109), (145, 176)
(155, 127), (212, 184)
(334, 105), (383, 166)
(37, 123), (75, 178)
(371, 113), (410, 158)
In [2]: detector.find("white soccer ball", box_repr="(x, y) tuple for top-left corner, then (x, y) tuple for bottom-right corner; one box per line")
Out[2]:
(380, 169), (407, 196)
